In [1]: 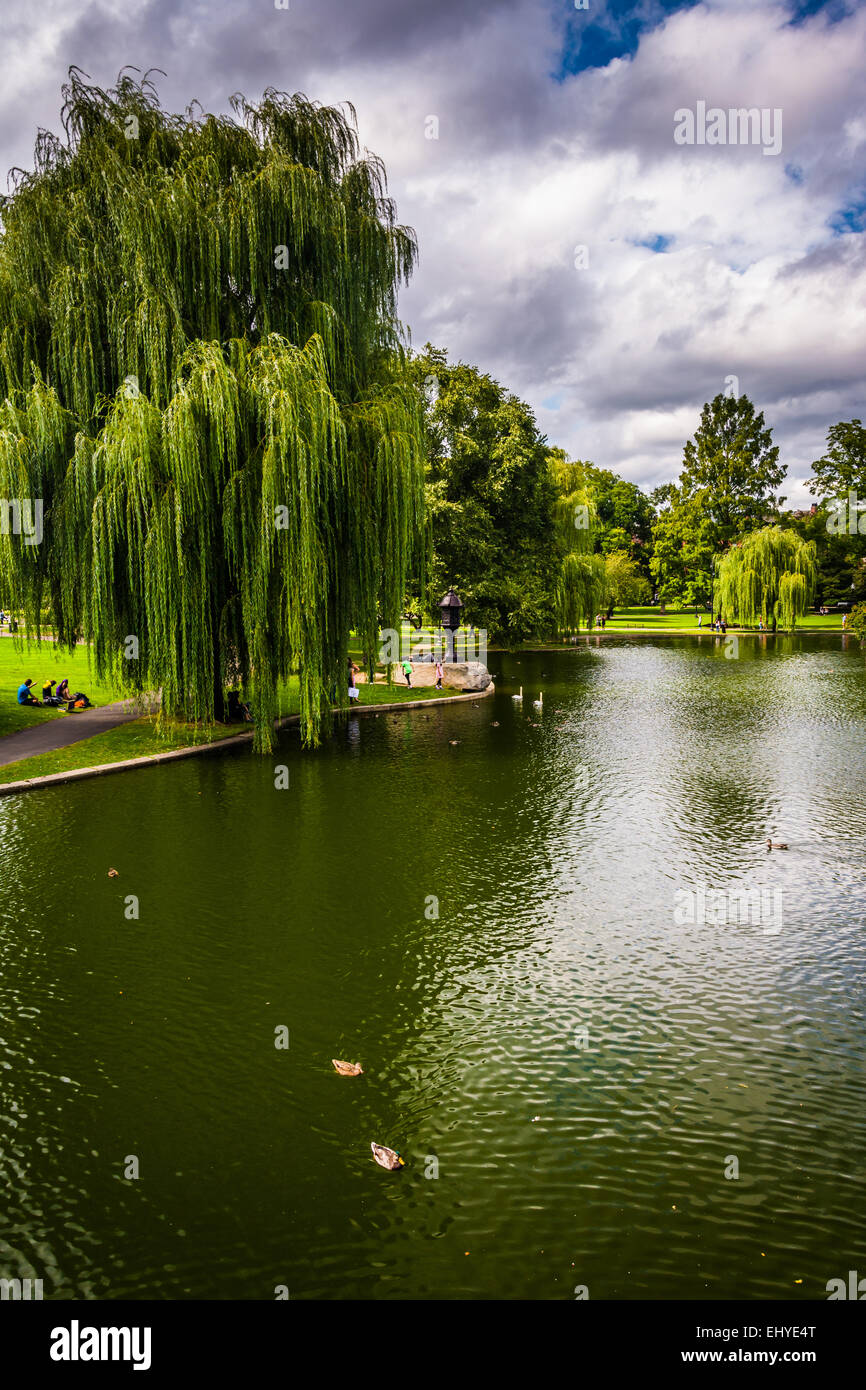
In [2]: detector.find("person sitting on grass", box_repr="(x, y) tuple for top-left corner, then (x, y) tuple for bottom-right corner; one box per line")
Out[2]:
(42, 678), (60, 705)
(17, 678), (41, 706)
(226, 689), (253, 722)
(54, 678), (92, 711)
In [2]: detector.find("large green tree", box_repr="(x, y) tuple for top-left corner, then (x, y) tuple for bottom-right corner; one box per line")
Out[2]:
(649, 484), (716, 609)
(549, 452), (607, 633)
(651, 393), (784, 605)
(714, 526), (816, 632)
(0, 69), (426, 748)
(411, 346), (557, 642)
(808, 419), (866, 500)
(585, 466), (655, 577)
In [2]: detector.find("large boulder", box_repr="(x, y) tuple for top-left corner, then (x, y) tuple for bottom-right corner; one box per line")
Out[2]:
(390, 661), (492, 692)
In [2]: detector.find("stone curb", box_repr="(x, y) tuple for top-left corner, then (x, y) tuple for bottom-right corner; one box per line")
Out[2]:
(0, 683), (494, 797)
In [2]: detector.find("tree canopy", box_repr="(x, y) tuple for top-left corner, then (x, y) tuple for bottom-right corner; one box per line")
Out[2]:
(411, 345), (557, 642)
(808, 419), (866, 500)
(0, 68), (426, 747)
(651, 392), (784, 606)
(714, 526), (816, 632)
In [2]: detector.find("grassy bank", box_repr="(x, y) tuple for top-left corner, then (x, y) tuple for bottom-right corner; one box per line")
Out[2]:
(603, 607), (845, 632)
(0, 678), (461, 785)
(0, 716), (241, 784)
(0, 636), (127, 738)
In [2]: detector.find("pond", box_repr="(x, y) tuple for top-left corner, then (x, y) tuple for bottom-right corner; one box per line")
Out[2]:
(1, 632), (865, 1300)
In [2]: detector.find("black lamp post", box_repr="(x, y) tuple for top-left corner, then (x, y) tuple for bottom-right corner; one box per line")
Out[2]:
(438, 588), (464, 662)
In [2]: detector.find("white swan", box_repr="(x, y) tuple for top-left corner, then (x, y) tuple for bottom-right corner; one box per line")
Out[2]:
(533, 692), (543, 709)
(512, 686), (523, 702)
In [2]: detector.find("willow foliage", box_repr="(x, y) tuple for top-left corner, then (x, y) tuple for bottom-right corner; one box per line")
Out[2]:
(549, 454), (606, 631)
(0, 68), (426, 748)
(714, 526), (816, 632)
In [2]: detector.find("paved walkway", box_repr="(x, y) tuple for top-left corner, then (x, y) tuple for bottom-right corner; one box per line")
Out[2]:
(0, 700), (146, 768)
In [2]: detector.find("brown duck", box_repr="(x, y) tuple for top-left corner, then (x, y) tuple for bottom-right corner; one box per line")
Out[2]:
(332, 1059), (363, 1076)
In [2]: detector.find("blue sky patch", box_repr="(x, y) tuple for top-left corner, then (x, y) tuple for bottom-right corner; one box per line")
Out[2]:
(828, 194), (866, 235)
(556, 0), (700, 79)
(555, 0), (851, 80)
(632, 234), (672, 253)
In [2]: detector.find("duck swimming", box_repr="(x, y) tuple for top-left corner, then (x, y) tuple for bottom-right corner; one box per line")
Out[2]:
(371, 1142), (404, 1170)
(332, 1059), (363, 1076)
(766, 839), (788, 850)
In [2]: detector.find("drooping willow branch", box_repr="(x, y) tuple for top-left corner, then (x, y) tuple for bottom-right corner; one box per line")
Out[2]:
(0, 68), (427, 749)
(714, 526), (816, 632)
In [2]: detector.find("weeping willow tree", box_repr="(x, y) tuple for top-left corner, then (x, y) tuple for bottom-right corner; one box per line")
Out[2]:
(549, 452), (607, 633)
(0, 68), (426, 749)
(714, 526), (816, 632)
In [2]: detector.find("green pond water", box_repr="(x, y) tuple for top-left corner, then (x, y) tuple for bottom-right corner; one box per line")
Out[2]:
(1, 633), (865, 1300)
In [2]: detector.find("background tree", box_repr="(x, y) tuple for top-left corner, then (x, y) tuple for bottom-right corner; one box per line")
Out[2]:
(651, 393), (784, 605)
(649, 485), (715, 610)
(714, 526), (816, 633)
(0, 68), (426, 748)
(780, 503), (866, 610)
(411, 346), (557, 643)
(603, 551), (652, 615)
(845, 602), (866, 643)
(549, 453), (608, 633)
(586, 466), (655, 578)
(808, 419), (866, 500)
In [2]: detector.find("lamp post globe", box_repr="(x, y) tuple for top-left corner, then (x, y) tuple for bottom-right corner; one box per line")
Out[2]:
(438, 588), (464, 663)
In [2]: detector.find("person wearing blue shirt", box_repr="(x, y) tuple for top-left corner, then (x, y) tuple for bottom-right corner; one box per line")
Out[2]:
(17, 678), (40, 706)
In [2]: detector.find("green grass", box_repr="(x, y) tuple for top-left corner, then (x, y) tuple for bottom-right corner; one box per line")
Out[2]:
(604, 607), (845, 631)
(0, 716), (242, 785)
(0, 634), (128, 738)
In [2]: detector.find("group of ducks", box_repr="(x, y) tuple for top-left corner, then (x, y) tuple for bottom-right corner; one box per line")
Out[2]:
(331, 1058), (405, 1171)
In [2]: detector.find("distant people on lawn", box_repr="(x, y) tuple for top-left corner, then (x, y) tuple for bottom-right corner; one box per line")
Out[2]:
(401, 657), (413, 687)
(435, 658), (443, 690)
(17, 678), (40, 706)
(347, 658), (360, 704)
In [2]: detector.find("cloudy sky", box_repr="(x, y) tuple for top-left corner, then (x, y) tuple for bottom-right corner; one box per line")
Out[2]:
(1, 0), (864, 504)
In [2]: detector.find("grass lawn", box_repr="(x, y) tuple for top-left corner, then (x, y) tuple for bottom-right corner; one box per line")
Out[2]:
(0, 716), (242, 785)
(603, 607), (845, 632)
(0, 635), (128, 738)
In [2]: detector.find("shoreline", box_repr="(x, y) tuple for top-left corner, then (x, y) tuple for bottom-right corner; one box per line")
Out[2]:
(0, 683), (495, 797)
(490, 625), (847, 647)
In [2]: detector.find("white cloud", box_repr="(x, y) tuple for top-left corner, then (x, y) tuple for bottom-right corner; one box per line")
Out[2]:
(0, 0), (862, 505)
